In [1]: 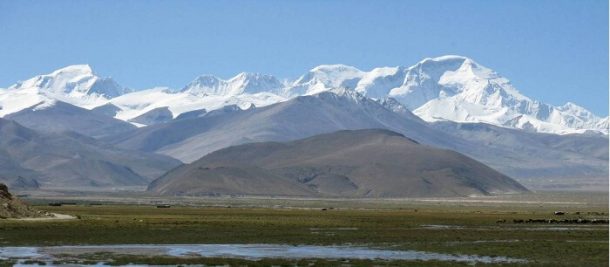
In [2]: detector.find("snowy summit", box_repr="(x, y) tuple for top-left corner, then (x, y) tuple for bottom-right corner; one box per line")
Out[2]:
(0, 56), (607, 135)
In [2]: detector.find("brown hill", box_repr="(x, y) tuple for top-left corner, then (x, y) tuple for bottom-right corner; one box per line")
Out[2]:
(149, 129), (528, 198)
(0, 183), (44, 219)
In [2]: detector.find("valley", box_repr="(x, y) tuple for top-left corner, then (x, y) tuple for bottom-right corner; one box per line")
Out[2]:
(0, 56), (606, 266)
(0, 191), (607, 266)
(1, 1), (607, 266)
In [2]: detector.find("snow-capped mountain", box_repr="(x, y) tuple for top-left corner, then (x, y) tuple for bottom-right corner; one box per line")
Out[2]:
(284, 56), (608, 135)
(392, 56), (608, 135)
(0, 68), (286, 124)
(0, 64), (126, 116)
(285, 64), (364, 96)
(1, 57), (606, 134)
(98, 72), (286, 124)
(183, 72), (284, 96)
(9, 64), (126, 98)
(108, 87), (285, 124)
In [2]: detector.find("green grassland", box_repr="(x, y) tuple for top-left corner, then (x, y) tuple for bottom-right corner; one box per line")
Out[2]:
(0, 191), (608, 266)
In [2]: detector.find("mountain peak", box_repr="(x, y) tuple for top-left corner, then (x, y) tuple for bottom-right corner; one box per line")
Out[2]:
(183, 72), (282, 96)
(8, 64), (125, 98)
(306, 64), (364, 85)
(560, 102), (586, 111)
(229, 72), (282, 94)
(181, 75), (223, 95)
(310, 64), (362, 73)
(229, 72), (277, 84)
(231, 72), (263, 79)
(424, 54), (469, 62)
(287, 64), (364, 96)
(402, 57), (606, 134)
(51, 64), (94, 76)
(413, 55), (494, 78)
(193, 74), (221, 82)
(412, 55), (470, 69)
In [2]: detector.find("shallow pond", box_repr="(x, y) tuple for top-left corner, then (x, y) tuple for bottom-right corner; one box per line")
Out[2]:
(0, 244), (526, 265)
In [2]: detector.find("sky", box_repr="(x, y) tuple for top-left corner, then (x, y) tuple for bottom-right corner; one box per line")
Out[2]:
(0, 0), (608, 115)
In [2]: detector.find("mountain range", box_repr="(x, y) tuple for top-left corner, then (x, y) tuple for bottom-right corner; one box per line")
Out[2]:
(0, 55), (607, 192)
(105, 88), (608, 190)
(0, 56), (608, 135)
(1, 55), (605, 135)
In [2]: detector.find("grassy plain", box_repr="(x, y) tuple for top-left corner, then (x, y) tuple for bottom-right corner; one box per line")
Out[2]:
(0, 191), (607, 266)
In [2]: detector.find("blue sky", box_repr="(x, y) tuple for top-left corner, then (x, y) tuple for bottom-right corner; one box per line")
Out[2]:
(0, 0), (608, 115)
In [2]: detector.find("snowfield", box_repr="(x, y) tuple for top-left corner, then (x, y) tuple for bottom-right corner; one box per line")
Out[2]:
(108, 87), (286, 124)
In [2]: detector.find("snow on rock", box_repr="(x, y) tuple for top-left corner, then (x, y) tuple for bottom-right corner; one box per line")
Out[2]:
(401, 56), (608, 135)
(0, 64), (127, 116)
(0, 87), (53, 117)
(229, 72), (284, 94)
(9, 64), (126, 100)
(181, 75), (224, 95)
(109, 87), (285, 125)
(182, 72), (284, 96)
(294, 56), (607, 135)
(286, 64), (365, 96)
(1, 58), (606, 135)
(355, 67), (404, 99)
